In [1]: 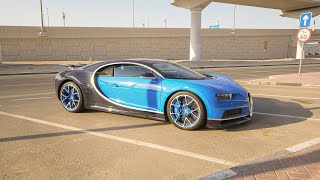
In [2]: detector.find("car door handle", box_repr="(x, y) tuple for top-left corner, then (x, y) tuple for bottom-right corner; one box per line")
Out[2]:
(112, 83), (119, 88)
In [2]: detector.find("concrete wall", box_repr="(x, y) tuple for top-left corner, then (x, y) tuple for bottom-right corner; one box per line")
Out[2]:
(0, 26), (301, 61)
(306, 44), (320, 54)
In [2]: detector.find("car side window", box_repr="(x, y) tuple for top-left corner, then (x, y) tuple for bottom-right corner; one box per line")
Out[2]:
(97, 66), (114, 76)
(114, 64), (158, 78)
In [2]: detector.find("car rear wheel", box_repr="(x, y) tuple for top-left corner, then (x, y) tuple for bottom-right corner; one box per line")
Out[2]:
(166, 91), (206, 130)
(60, 82), (84, 113)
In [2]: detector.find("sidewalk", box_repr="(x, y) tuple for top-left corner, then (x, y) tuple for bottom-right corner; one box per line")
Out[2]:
(1, 58), (320, 76)
(0, 64), (70, 76)
(249, 72), (320, 87)
(202, 142), (320, 180)
(227, 143), (320, 180)
(176, 58), (320, 69)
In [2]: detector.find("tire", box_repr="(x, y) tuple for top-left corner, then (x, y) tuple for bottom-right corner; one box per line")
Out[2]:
(166, 91), (206, 130)
(60, 81), (84, 113)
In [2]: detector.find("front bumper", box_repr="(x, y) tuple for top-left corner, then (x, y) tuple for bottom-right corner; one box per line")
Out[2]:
(206, 93), (253, 129)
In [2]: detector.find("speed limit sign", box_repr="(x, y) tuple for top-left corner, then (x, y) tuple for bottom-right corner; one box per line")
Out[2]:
(297, 28), (312, 42)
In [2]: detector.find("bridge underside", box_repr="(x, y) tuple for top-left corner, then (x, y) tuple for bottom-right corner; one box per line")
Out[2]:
(171, 0), (320, 60)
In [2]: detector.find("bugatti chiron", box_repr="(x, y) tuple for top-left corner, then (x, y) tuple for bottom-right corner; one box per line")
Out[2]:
(55, 59), (253, 130)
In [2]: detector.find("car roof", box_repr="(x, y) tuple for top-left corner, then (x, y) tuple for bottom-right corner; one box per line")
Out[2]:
(82, 58), (171, 71)
(107, 58), (168, 64)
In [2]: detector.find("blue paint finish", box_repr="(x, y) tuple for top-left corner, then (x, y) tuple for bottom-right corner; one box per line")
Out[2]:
(159, 75), (249, 118)
(97, 76), (162, 111)
(97, 74), (251, 120)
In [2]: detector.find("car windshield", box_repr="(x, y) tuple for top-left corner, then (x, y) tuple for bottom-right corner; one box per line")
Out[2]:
(151, 62), (207, 80)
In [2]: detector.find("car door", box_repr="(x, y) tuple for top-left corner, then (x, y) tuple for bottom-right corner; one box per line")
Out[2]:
(97, 64), (163, 112)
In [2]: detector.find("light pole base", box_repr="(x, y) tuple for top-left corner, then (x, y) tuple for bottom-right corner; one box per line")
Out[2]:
(37, 31), (47, 37)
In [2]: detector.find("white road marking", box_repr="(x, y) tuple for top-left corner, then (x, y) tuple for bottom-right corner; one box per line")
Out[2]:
(0, 92), (54, 99)
(3, 83), (52, 87)
(0, 111), (237, 167)
(9, 97), (53, 102)
(254, 112), (320, 121)
(239, 83), (320, 89)
(286, 137), (320, 152)
(253, 94), (320, 100)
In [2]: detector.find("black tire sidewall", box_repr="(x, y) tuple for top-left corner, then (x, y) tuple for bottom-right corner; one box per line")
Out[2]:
(60, 82), (84, 113)
(166, 91), (206, 130)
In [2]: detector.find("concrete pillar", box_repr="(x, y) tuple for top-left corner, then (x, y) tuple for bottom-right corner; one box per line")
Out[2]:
(296, 41), (305, 59)
(190, 9), (202, 61)
(0, 43), (2, 64)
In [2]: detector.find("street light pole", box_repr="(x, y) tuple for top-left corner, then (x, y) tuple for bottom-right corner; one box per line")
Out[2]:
(47, 8), (49, 28)
(232, 4), (237, 35)
(62, 11), (66, 27)
(132, 0), (135, 28)
(40, 0), (44, 32)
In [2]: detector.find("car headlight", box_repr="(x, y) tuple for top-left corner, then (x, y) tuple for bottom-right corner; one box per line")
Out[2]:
(216, 94), (232, 100)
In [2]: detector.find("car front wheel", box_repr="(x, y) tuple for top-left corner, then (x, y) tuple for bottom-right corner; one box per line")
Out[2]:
(166, 91), (206, 130)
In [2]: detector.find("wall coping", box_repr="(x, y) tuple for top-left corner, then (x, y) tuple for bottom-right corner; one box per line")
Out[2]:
(0, 26), (303, 39)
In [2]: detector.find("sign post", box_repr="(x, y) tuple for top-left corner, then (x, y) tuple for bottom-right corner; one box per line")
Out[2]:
(297, 28), (312, 75)
(296, 12), (312, 75)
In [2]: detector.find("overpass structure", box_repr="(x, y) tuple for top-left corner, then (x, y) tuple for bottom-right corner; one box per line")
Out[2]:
(171, 0), (320, 61)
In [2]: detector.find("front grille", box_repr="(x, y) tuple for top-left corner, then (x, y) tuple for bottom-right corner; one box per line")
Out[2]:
(222, 108), (242, 119)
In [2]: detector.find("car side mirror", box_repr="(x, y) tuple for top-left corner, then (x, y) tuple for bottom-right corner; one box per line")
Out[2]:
(140, 72), (155, 79)
(202, 73), (213, 78)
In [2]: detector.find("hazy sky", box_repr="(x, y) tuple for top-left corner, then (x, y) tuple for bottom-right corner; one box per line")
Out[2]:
(0, 0), (316, 29)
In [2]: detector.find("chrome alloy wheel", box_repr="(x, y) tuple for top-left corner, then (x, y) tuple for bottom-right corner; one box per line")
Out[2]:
(60, 84), (80, 111)
(169, 95), (201, 128)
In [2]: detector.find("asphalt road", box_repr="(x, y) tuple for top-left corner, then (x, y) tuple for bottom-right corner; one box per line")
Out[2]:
(0, 64), (320, 179)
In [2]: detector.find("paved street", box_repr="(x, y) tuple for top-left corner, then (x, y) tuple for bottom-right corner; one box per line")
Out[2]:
(0, 64), (320, 179)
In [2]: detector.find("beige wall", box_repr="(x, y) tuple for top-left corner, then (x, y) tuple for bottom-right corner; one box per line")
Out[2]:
(0, 26), (302, 61)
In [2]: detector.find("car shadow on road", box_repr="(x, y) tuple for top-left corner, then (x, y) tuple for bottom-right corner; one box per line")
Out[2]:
(225, 97), (314, 131)
(0, 122), (168, 143)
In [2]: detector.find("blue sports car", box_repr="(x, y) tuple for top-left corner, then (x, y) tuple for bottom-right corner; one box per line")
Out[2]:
(55, 59), (253, 130)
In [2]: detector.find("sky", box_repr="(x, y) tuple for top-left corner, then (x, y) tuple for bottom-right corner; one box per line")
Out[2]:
(0, 0), (317, 29)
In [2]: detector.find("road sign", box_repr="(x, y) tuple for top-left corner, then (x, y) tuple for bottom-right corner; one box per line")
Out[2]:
(297, 28), (312, 75)
(297, 28), (312, 42)
(299, 12), (312, 28)
(209, 25), (219, 29)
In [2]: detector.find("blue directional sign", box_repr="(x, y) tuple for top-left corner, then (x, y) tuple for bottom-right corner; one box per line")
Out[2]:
(300, 12), (312, 28)
(209, 25), (220, 29)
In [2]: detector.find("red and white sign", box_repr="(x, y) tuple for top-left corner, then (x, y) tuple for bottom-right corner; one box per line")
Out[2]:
(297, 28), (312, 42)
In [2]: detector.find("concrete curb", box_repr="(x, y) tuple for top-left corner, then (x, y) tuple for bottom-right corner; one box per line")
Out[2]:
(0, 71), (59, 76)
(247, 81), (320, 87)
(201, 138), (320, 180)
(1, 61), (320, 76)
(201, 150), (291, 180)
(185, 62), (320, 69)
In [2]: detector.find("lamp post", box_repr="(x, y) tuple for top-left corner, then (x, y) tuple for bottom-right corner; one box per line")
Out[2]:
(232, 4), (237, 35)
(47, 8), (49, 27)
(40, 0), (44, 32)
(62, 11), (66, 27)
(132, 0), (135, 28)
